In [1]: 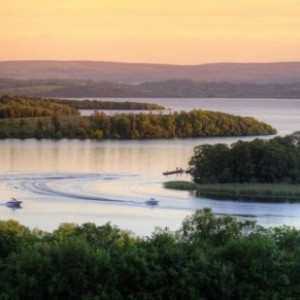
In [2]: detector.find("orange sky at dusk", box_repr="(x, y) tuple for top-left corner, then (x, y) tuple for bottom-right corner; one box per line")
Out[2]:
(1, 0), (300, 64)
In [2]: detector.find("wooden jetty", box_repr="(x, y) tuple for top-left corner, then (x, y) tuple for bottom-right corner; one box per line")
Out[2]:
(163, 168), (191, 176)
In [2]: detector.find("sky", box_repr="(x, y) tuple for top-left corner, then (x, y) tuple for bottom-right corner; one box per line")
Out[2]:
(1, 0), (300, 64)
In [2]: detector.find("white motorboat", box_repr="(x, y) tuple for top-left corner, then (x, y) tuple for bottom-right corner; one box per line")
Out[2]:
(145, 198), (159, 205)
(6, 198), (23, 208)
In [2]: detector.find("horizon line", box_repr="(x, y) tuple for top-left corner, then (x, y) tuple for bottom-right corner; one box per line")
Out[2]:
(0, 59), (300, 67)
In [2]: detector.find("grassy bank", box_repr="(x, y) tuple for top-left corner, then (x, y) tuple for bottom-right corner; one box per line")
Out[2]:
(164, 180), (300, 202)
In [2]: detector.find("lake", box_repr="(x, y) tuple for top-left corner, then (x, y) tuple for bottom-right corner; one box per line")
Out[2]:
(0, 98), (300, 236)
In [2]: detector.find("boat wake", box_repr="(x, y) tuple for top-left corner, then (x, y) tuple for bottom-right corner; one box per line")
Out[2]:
(1, 172), (300, 227)
(0, 172), (141, 205)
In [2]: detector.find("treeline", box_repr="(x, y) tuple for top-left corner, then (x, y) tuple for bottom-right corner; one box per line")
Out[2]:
(190, 133), (300, 184)
(2, 78), (300, 98)
(1, 208), (300, 299)
(0, 95), (79, 118)
(0, 109), (276, 139)
(51, 98), (164, 110)
(0, 95), (163, 120)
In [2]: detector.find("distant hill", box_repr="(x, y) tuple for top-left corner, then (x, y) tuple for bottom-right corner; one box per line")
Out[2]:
(1, 78), (300, 98)
(1, 61), (300, 84)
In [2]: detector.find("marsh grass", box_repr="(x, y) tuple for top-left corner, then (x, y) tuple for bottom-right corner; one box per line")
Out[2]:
(164, 180), (300, 202)
(164, 181), (196, 191)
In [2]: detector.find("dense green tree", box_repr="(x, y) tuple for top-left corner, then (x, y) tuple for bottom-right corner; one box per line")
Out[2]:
(0, 220), (35, 258)
(1, 210), (300, 298)
(189, 144), (232, 183)
(230, 141), (256, 182)
(190, 133), (300, 184)
(179, 208), (256, 246)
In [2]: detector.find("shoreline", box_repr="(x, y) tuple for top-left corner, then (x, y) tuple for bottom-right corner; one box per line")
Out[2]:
(164, 181), (300, 203)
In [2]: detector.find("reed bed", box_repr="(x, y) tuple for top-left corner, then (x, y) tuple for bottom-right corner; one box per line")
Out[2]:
(164, 181), (300, 202)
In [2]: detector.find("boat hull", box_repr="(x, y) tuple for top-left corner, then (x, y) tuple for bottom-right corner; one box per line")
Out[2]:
(145, 198), (159, 205)
(6, 199), (22, 208)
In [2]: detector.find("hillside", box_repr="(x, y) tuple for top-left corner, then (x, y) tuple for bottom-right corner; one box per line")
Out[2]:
(1, 61), (300, 84)
(1, 78), (300, 98)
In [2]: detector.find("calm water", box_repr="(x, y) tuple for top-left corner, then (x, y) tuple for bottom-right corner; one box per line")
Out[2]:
(0, 98), (300, 235)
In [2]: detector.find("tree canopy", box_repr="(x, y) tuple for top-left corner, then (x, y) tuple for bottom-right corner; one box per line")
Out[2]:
(1, 209), (300, 299)
(189, 133), (300, 184)
(0, 95), (79, 118)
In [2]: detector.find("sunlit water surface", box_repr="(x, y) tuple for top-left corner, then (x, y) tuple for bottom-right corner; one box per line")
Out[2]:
(1, 98), (300, 235)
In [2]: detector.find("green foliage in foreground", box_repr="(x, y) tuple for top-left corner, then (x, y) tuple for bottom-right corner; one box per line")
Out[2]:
(1, 209), (300, 299)
(164, 180), (300, 202)
(190, 133), (300, 184)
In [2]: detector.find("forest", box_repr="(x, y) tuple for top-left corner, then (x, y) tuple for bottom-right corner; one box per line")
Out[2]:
(1, 208), (300, 299)
(189, 133), (300, 184)
(0, 95), (276, 139)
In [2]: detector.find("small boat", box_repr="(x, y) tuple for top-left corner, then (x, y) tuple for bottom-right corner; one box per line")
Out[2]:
(6, 198), (23, 208)
(145, 198), (159, 205)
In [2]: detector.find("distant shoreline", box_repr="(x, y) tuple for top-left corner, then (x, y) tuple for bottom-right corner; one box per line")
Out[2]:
(2, 78), (300, 98)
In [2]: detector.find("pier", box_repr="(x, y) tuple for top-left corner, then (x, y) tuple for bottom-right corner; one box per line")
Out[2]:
(163, 168), (191, 176)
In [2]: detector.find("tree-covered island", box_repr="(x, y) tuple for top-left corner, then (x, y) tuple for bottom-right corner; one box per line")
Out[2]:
(0, 95), (164, 117)
(0, 95), (276, 139)
(51, 98), (165, 110)
(165, 133), (300, 201)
